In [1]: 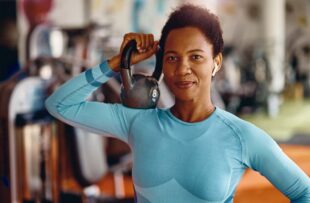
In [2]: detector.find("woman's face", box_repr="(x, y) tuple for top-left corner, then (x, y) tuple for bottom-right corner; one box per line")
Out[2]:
(163, 26), (221, 102)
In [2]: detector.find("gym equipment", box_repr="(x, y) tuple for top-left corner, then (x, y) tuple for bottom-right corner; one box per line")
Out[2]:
(0, 74), (56, 203)
(68, 127), (108, 186)
(120, 40), (162, 109)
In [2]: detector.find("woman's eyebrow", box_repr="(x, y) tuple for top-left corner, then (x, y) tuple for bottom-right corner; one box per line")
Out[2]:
(164, 50), (177, 55)
(187, 49), (205, 53)
(164, 49), (205, 55)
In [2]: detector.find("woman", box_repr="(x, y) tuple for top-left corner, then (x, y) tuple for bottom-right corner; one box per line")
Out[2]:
(46, 4), (310, 202)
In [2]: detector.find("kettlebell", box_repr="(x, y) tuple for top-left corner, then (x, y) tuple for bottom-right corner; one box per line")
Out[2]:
(120, 40), (162, 109)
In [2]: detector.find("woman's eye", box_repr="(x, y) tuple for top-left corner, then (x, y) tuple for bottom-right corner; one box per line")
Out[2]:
(166, 56), (178, 62)
(191, 55), (203, 60)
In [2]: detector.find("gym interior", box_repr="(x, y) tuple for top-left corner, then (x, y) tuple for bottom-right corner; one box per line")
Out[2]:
(0, 0), (309, 202)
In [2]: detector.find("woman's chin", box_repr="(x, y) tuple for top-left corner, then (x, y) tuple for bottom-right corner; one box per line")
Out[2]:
(174, 93), (196, 102)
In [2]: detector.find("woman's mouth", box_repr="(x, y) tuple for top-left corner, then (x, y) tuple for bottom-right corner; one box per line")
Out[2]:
(174, 81), (196, 89)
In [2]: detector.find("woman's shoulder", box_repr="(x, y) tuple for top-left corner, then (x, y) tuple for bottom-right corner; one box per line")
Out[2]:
(214, 107), (252, 131)
(215, 108), (272, 143)
(216, 108), (277, 166)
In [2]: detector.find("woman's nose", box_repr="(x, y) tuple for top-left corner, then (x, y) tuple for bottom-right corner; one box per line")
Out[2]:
(175, 59), (191, 76)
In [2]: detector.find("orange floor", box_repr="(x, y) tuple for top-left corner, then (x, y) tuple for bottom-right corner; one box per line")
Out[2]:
(234, 144), (310, 203)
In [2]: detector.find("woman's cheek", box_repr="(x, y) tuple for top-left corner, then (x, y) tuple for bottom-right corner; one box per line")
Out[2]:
(163, 76), (174, 90)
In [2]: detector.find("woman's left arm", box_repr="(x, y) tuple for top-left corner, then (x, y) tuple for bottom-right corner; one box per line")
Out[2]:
(241, 122), (310, 202)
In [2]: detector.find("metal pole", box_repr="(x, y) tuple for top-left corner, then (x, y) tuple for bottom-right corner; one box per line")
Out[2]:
(262, 0), (285, 117)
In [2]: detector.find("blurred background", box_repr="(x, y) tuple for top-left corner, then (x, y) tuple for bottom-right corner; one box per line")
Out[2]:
(0, 0), (309, 202)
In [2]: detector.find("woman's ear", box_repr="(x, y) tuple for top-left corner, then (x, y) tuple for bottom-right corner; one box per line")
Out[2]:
(212, 53), (223, 77)
(212, 64), (218, 77)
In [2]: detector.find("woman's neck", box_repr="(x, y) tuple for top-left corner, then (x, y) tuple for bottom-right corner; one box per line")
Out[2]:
(171, 99), (215, 123)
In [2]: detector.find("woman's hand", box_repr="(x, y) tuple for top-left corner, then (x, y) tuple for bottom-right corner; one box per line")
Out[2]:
(108, 33), (159, 72)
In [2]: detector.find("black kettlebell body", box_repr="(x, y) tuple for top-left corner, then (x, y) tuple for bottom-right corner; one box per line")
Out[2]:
(120, 74), (159, 108)
(120, 40), (161, 109)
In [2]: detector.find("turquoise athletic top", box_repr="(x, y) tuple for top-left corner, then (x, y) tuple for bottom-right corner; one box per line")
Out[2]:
(45, 60), (310, 203)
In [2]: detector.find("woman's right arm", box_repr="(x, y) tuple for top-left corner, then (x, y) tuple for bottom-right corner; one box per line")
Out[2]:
(45, 33), (158, 143)
(45, 59), (134, 143)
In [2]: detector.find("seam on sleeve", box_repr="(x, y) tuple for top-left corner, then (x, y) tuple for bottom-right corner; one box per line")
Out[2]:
(215, 113), (247, 166)
(58, 68), (110, 108)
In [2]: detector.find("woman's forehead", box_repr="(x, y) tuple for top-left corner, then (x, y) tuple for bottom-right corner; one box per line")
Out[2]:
(164, 27), (213, 53)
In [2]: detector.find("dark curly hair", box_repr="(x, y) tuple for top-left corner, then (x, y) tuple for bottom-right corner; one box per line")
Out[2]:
(159, 4), (224, 57)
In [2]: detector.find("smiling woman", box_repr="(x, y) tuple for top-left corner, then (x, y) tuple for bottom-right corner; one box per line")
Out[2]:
(45, 3), (310, 203)
(163, 27), (220, 122)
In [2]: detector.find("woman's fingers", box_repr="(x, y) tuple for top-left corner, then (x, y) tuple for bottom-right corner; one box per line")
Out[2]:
(121, 33), (155, 53)
(120, 33), (133, 51)
(145, 34), (154, 52)
(119, 33), (158, 64)
(142, 40), (159, 58)
(139, 34), (146, 52)
(108, 33), (157, 71)
(148, 34), (154, 49)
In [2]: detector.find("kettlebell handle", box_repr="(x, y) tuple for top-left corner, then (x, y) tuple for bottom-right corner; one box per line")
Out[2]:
(120, 40), (137, 91)
(120, 40), (137, 69)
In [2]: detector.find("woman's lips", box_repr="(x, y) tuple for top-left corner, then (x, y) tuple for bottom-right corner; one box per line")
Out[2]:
(174, 81), (195, 89)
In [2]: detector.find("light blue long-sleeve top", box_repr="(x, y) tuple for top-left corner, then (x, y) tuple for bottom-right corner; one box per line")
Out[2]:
(45, 60), (310, 203)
